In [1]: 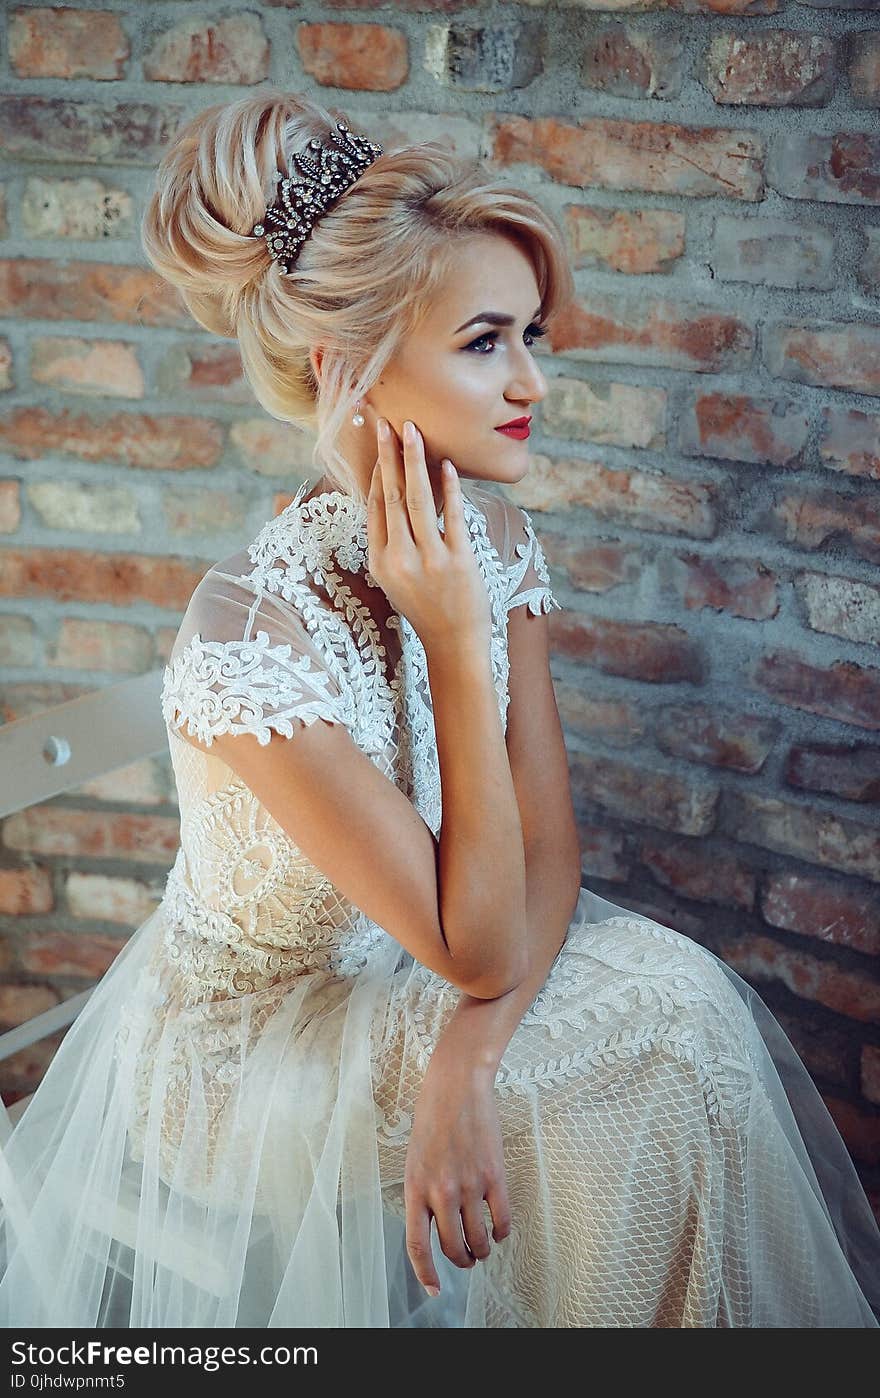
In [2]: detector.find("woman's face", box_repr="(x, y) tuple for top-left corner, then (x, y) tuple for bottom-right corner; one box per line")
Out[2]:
(314, 231), (550, 505)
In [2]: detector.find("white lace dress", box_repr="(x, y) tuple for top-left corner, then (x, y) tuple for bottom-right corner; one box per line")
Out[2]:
(1, 477), (878, 1328)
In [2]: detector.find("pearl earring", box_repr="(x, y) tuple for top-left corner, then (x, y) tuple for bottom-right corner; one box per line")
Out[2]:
(352, 399), (365, 428)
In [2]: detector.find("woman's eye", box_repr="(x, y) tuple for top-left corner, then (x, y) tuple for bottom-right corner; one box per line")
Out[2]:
(466, 324), (548, 354)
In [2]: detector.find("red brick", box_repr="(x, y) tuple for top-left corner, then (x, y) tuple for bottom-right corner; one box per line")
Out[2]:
(553, 677), (647, 747)
(762, 870), (880, 956)
(818, 406), (880, 481)
(794, 570), (880, 647)
(0, 339), (12, 391)
(849, 31), (880, 109)
(143, 15), (269, 85)
(228, 418), (314, 476)
(859, 226), (880, 296)
(0, 406), (223, 469)
(564, 205), (686, 275)
(571, 752), (719, 837)
(583, 27), (684, 99)
(614, 893), (709, 941)
(722, 788), (880, 884)
(704, 31), (835, 106)
(662, 552), (779, 621)
(0, 549), (208, 613)
(18, 931), (128, 980)
(0, 1031), (65, 1101)
(163, 489), (250, 537)
(767, 130), (880, 205)
(2, 807), (180, 865)
(0, 96), (182, 165)
(9, 7), (130, 80)
(578, 822), (631, 884)
(22, 175), (134, 242)
(654, 703), (778, 774)
(785, 740), (880, 804)
(156, 342), (253, 404)
(711, 214), (834, 291)
(717, 934), (880, 1024)
(544, 536), (643, 596)
(0, 613), (34, 666)
(26, 481), (139, 535)
(0, 259), (188, 328)
(769, 1006), (854, 1090)
(490, 114), (765, 200)
(75, 761), (168, 808)
(764, 320), (880, 396)
(759, 487), (880, 567)
(0, 983), (60, 1026)
(550, 291), (754, 373)
(551, 611), (705, 684)
(298, 22), (408, 91)
(542, 375), (667, 449)
(0, 480), (21, 533)
(0, 865), (53, 916)
(65, 871), (162, 925)
(862, 1045), (880, 1105)
(48, 619), (153, 674)
(821, 1095), (880, 1167)
(30, 337), (144, 399)
(680, 391), (809, 466)
(750, 648), (880, 731)
(511, 454), (717, 539)
(638, 836), (756, 910)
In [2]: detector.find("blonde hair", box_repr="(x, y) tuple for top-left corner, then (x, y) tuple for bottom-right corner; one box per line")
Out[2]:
(141, 88), (576, 502)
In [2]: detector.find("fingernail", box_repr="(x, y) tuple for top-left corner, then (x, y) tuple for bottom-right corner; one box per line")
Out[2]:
(425, 1284), (440, 1297)
(378, 419), (390, 441)
(404, 420), (416, 442)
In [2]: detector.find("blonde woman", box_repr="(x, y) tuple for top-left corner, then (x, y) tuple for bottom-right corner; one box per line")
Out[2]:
(1, 91), (879, 1329)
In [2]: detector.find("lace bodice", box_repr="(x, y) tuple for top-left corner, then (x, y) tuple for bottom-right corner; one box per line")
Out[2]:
(157, 477), (561, 1006)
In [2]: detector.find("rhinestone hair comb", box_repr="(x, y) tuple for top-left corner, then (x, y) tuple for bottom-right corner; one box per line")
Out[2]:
(251, 120), (384, 274)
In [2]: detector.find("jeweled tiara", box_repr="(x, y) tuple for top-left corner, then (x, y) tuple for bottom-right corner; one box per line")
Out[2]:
(251, 119), (384, 274)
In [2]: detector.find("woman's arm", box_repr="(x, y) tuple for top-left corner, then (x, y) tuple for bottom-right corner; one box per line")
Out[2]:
(425, 639), (530, 997)
(428, 574), (583, 1076)
(401, 565), (582, 1298)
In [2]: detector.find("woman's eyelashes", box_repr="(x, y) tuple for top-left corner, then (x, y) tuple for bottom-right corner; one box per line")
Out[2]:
(465, 323), (548, 354)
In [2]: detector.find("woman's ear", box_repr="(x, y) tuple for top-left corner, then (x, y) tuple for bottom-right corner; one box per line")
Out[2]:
(309, 347), (323, 385)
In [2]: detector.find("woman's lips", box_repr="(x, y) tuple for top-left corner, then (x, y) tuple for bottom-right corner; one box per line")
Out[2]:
(495, 424), (531, 439)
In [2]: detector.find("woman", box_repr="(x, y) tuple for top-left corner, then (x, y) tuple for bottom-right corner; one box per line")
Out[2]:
(1, 89), (878, 1328)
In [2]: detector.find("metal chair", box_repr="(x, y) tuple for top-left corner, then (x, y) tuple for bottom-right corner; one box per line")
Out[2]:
(0, 672), (242, 1296)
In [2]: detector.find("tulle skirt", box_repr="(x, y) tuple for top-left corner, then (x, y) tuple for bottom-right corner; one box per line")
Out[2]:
(1, 884), (878, 1328)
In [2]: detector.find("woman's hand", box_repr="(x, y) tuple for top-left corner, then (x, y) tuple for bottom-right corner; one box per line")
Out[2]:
(403, 1057), (512, 1297)
(367, 417), (492, 655)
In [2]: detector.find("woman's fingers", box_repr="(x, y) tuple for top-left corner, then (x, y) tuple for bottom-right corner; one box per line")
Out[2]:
(366, 449), (387, 554)
(440, 458), (464, 550)
(400, 421), (440, 548)
(377, 418), (411, 547)
(432, 1199), (476, 1271)
(459, 1196), (492, 1262)
(484, 1178), (512, 1243)
(404, 1193), (441, 1296)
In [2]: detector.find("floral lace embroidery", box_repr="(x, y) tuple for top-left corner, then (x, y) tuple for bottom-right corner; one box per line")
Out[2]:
(523, 916), (752, 1040)
(162, 629), (345, 748)
(154, 482), (563, 1040)
(495, 1020), (754, 1130)
(507, 509), (562, 617)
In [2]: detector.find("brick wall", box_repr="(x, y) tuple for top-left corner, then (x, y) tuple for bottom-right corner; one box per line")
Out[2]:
(0, 2), (878, 1212)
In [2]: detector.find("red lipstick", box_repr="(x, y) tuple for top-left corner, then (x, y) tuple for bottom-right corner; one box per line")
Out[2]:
(495, 415), (531, 440)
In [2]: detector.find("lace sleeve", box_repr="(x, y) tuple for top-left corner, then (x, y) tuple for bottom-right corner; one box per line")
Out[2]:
(161, 568), (354, 749)
(505, 506), (562, 618)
